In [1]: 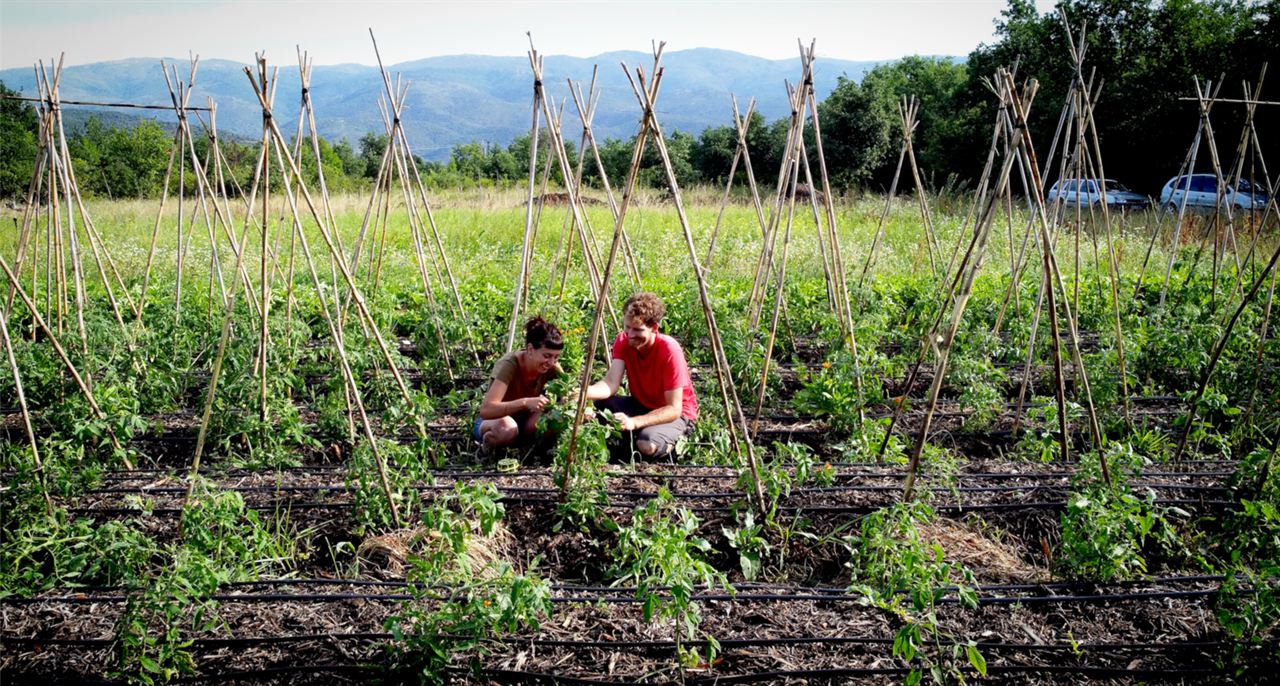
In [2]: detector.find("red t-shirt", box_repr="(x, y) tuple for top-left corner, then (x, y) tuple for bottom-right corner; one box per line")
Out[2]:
(611, 331), (699, 421)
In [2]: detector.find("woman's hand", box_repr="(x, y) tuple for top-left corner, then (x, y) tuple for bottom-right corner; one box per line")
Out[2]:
(524, 395), (551, 413)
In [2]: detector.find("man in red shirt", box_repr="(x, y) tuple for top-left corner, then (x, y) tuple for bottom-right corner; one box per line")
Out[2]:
(585, 292), (698, 457)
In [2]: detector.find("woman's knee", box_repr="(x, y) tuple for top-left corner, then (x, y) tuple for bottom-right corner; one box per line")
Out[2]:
(481, 416), (520, 446)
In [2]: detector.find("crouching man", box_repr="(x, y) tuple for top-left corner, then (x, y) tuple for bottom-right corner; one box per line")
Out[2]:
(584, 292), (698, 457)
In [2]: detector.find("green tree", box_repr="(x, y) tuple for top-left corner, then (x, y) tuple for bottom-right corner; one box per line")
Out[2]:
(331, 138), (364, 180)
(959, 0), (1278, 193)
(506, 133), (577, 186)
(689, 112), (776, 187)
(68, 116), (172, 198)
(0, 81), (40, 199)
(359, 132), (389, 179)
(585, 136), (634, 188)
(857, 56), (969, 188)
(817, 75), (894, 186)
(450, 140), (490, 180)
(691, 123), (738, 185)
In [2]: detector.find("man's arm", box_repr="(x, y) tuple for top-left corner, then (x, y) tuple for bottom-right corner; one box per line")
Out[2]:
(585, 359), (625, 400)
(621, 387), (682, 430)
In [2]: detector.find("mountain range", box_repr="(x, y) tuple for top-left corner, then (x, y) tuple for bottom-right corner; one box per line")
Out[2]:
(0, 49), (899, 160)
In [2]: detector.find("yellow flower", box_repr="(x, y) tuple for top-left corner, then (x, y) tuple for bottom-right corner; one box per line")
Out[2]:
(822, 361), (832, 370)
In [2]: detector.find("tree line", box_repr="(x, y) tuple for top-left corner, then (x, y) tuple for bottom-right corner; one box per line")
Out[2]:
(1, 0), (1275, 201)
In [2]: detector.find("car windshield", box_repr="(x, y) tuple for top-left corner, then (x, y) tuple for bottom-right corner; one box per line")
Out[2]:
(1104, 180), (1132, 192)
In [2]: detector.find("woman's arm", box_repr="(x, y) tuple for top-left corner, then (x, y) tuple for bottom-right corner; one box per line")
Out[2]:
(478, 379), (548, 419)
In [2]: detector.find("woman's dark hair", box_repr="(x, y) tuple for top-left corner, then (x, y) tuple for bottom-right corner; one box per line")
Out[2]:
(524, 316), (564, 350)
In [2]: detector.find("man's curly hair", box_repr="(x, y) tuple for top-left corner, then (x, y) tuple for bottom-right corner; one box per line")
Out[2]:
(623, 292), (665, 327)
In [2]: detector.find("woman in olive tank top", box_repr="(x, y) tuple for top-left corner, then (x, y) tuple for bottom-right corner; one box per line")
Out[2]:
(474, 317), (564, 449)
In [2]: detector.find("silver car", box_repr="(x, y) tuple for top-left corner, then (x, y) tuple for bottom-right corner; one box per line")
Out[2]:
(1159, 174), (1269, 210)
(1045, 179), (1151, 210)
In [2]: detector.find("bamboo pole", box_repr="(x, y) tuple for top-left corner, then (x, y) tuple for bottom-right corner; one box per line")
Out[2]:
(0, 304), (53, 515)
(378, 96), (457, 382)
(560, 53), (662, 497)
(801, 145), (837, 312)
(858, 98), (912, 289)
(246, 56), (419, 418)
(1173, 232), (1280, 461)
(507, 44), (545, 354)
(748, 79), (808, 332)
(1075, 83), (1133, 428)
(189, 79), (275, 483)
(800, 49), (867, 445)
(878, 100), (1010, 460)
(5, 141), (48, 318)
(627, 53), (767, 513)
(705, 97), (764, 266)
(903, 98), (943, 276)
(751, 125), (803, 438)
(519, 41), (619, 357)
(1157, 80), (1223, 310)
(903, 73), (1032, 499)
(567, 72), (642, 288)
(1011, 275), (1047, 437)
(1005, 71), (1105, 461)
(0, 252), (127, 462)
(264, 121), (403, 529)
(1222, 68), (1271, 298)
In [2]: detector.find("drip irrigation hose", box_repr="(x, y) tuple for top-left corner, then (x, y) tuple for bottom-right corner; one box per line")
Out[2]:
(6, 584), (1253, 606)
(65, 497), (1242, 518)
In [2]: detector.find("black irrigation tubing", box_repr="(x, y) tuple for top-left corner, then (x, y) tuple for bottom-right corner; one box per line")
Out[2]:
(35, 663), (1223, 686)
(16, 573), (1235, 600)
(3, 634), (1257, 654)
(404, 665), (1232, 685)
(76, 480), (1234, 499)
(85, 466), (1242, 483)
(169, 665), (374, 684)
(0, 397), (1229, 443)
(681, 666), (1227, 684)
(219, 572), (1233, 593)
(0, 395), (1199, 419)
(7, 585), (1252, 606)
(75, 461), (1244, 481)
(64, 497), (1242, 518)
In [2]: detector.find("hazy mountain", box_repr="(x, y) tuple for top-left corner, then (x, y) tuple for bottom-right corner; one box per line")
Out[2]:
(0, 49), (901, 161)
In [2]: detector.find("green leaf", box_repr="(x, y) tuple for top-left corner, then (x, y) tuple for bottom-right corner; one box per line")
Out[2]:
(139, 655), (162, 673)
(967, 643), (987, 676)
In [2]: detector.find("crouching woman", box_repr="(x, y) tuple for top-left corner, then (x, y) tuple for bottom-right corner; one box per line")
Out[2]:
(474, 317), (564, 449)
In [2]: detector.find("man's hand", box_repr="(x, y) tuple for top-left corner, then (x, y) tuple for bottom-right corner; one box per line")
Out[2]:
(524, 395), (550, 413)
(614, 413), (637, 432)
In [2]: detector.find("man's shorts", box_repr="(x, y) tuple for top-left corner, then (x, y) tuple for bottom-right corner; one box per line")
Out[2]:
(593, 395), (693, 455)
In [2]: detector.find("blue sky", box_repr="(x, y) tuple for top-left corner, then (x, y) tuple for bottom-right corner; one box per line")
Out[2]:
(1, 0), (1059, 69)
